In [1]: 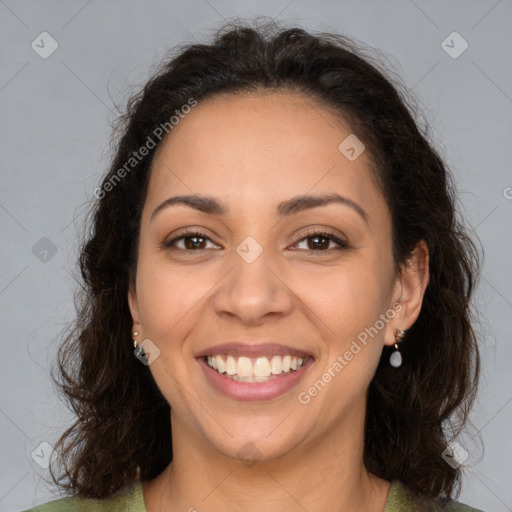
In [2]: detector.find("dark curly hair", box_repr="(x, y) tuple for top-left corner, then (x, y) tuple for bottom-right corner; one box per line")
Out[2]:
(48, 19), (481, 502)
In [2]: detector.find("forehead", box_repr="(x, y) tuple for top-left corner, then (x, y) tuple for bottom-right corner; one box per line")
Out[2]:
(144, 90), (388, 227)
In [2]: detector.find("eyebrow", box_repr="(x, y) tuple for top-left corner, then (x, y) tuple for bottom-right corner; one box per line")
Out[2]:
(150, 193), (369, 225)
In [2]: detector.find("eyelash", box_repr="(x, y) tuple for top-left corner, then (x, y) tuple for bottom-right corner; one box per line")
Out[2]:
(163, 229), (349, 253)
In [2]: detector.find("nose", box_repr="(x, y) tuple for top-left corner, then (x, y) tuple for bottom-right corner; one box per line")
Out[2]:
(210, 245), (295, 326)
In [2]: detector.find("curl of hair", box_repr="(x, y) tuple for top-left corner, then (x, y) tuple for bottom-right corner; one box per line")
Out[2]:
(49, 19), (481, 501)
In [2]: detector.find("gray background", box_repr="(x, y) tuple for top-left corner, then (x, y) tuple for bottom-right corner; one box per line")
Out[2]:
(1, 1), (511, 510)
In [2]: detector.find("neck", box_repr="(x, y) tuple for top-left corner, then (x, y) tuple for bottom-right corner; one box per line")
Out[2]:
(143, 410), (390, 512)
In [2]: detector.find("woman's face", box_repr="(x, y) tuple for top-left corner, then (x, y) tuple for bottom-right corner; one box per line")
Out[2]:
(128, 91), (422, 463)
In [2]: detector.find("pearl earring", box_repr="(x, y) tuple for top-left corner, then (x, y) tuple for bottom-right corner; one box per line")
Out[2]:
(390, 328), (406, 367)
(132, 331), (146, 359)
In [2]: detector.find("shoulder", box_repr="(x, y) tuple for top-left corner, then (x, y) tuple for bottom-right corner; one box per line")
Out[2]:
(386, 480), (485, 512)
(20, 480), (146, 512)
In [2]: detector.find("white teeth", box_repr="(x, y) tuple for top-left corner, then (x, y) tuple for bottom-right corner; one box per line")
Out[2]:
(270, 355), (282, 374)
(216, 355), (225, 373)
(225, 355), (237, 375)
(253, 357), (271, 377)
(233, 375), (273, 382)
(205, 354), (308, 379)
(237, 357), (252, 377)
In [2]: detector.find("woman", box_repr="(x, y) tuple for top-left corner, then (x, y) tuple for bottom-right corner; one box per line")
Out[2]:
(24, 20), (483, 512)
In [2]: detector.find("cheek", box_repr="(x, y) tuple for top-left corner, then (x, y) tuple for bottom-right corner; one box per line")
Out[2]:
(294, 267), (389, 414)
(293, 255), (393, 398)
(134, 254), (211, 341)
(296, 260), (391, 342)
(133, 256), (212, 409)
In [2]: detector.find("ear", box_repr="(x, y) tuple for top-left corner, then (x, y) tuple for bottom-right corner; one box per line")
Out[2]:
(385, 239), (430, 346)
(127, 274), (141, 330)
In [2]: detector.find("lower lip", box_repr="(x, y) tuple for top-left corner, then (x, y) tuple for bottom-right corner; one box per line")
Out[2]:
(198, 357), (314, 402)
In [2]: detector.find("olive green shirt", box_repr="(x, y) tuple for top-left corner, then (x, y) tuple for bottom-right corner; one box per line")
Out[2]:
(22, 479), (484, 511)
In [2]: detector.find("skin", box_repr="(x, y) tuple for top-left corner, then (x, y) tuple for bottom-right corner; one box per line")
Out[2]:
(128, 90), (429, 512)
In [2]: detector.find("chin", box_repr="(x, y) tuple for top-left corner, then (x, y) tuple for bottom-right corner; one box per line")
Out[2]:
(198, 416), (309, 465)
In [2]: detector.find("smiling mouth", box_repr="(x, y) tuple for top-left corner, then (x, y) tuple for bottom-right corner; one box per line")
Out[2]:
(204, 354), (312, 382)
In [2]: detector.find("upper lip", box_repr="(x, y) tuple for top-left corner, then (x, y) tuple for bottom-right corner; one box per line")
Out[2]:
(196, 342), (314, 359)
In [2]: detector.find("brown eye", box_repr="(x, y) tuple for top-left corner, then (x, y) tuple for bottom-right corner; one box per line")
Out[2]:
(164, 231), (218, 251)
(294, 231), (349, 252)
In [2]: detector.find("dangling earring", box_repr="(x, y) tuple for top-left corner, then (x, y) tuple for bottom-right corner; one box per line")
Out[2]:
(390, 328), (406, 367)
(132, 331), (145, 359)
